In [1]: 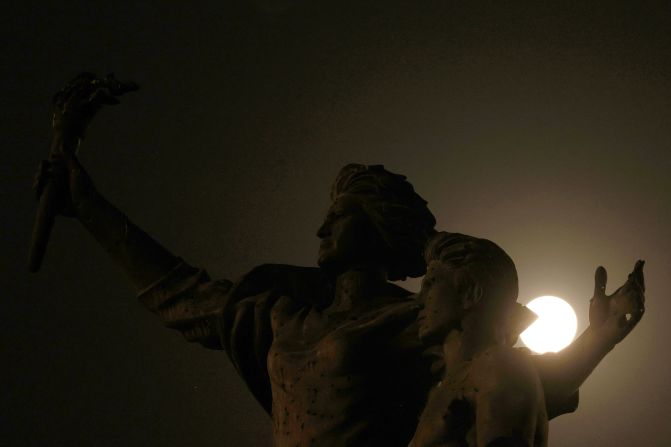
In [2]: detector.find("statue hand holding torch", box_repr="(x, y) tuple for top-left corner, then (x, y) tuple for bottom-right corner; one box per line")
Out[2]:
(29, 73), (137, 272)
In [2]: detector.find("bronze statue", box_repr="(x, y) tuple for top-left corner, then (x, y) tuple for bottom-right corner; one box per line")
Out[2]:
(32, 74), (645, 447)
(410, 232), (644, 447)
(411, 232), (547, 446)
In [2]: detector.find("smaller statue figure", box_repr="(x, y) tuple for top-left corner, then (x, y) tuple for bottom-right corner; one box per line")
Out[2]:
(410, 232), (645, 447)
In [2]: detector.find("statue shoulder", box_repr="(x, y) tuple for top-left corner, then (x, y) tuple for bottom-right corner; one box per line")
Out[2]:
(472, 346), (541, 394)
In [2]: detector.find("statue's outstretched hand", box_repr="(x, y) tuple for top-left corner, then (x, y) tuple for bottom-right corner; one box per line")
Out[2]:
(28, 73), (139, 271)
(52, 72), (138, 144)
(589, 260), (645, 347)
(34, 74), (138, 217)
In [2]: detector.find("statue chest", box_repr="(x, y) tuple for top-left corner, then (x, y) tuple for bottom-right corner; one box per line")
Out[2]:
(412, 366), (477, 447)
(267, 301), (388, 395)
(266, 298), (422, 445)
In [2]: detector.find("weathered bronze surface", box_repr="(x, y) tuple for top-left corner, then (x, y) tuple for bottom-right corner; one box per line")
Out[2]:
(410, 232), (644, 446)
(32, 74), (645, 447)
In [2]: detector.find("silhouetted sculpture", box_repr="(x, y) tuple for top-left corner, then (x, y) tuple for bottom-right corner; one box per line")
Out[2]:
(410, 232), (644, 447)
(32, 74), (645, 447)
(412, 233), (547, 446)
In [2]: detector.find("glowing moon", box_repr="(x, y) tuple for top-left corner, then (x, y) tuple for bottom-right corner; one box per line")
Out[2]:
(520, 296), (578, 354)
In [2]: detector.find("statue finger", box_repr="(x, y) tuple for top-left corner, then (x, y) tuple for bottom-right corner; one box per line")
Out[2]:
(90, 87), (121, 106)
(634, 285), (645, 310)
(633, 281), (645, 309)
(104, 73), (139, 96)
(61, 73), (97, 96)
(621, 261), (645, 301)
(632, 260), (645, 293)
(54, 73), (103, 109)
(593, 266), (607, 298)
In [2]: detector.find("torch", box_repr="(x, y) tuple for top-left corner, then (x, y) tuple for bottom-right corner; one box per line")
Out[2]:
(28, 73), (137, 272)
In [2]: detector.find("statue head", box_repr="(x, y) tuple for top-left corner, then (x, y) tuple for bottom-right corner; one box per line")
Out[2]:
(317, 164), (436, 281)
(417, 232), (527, 345)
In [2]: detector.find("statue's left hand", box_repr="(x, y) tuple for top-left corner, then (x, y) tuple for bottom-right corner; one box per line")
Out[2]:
(51, 73), (138, 145)
(589, 260), (645, 347)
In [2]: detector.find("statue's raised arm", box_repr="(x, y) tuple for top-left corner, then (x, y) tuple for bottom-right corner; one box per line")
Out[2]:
(29, 73), (138, 272)
(32, 74), (229, 348)
(32, 73), (187, 289)
(532, 261), (645, 410)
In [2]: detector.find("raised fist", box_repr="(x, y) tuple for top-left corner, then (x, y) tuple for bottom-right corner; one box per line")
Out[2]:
(51, 72), (138, 145)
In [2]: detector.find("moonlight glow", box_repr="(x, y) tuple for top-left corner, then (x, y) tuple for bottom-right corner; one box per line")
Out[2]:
(520, 296), (578, 354)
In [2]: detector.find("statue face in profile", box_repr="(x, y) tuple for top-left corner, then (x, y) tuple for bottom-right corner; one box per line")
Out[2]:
(417, 262), (464, 343)
(316, 194), (386, 275)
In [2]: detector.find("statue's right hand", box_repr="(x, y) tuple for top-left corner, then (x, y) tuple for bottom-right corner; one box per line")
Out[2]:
(33, 157), (97, 218)
(589, 261), (645, 347)
(52, 73), (138, 142)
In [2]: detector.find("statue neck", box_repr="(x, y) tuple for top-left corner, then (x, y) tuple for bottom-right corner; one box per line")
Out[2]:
(329, 267), (389, 314)
(442, 311), (506, 372)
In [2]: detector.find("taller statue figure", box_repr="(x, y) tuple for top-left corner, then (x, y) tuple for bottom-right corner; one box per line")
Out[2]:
(33, 74), (645, 447)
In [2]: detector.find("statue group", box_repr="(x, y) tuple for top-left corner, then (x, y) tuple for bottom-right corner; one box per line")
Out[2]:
(32, 74), (645, 447)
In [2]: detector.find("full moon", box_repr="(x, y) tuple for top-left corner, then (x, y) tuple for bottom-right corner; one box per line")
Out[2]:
(520, 296), (578, 354)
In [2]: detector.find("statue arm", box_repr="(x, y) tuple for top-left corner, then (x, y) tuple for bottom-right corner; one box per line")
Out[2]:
(50, 157), (230, 348)
(35, 74), (187, 291)
(76, 181), (183, 290)
(531, 326), (609, 416)
(36, 74), (232, 348)
(534, 261), (645, 414)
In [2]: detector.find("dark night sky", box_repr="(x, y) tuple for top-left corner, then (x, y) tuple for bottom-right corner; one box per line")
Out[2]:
(3, 1), (671, 445)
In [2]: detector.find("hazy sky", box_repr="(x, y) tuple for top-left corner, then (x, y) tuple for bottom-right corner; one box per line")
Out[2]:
(3, 1), (671, 445)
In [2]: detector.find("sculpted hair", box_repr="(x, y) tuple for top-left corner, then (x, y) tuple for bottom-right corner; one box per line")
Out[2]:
(331, 164), (436, 281)
(424, 232), (536, 344)
(424, 232), (519, 310)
